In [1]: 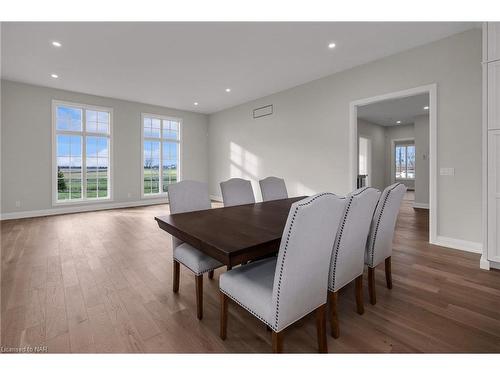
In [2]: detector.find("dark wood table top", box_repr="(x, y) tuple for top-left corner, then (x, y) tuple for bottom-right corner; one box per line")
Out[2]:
(155, 196), (306, 267)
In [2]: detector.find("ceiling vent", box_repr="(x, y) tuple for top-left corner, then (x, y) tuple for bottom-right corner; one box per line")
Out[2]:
(253, 105), (273, 119)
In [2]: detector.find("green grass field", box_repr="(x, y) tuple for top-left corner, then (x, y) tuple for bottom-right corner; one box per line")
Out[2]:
(143, 168), (177, 194)
(57, 167), (178, 200)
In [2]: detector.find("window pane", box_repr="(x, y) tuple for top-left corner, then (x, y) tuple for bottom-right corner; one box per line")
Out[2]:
(151, 142), (160, 159)
(151, 180), (159, 194)
(98, 111), (109, 123)
(70, 136), (82, 157)
(407, 145), (416, 179)
(87, 110), (97, 122)
(57, 135), (71, 157)
(70, 179), (82, 199)
(144, 117), (160, 138)
(98, 178), (108, 198)
(58, 178), (70, 200)
(86, 110), (98, 132)
(87, 178), (97, 198)
(86, 137), (98, 157)
(70, 156), (82, 168)
(97, 122), (109, 134)
(395, 146), (406, 179)
(162, 120), (179, 140)
(57, 106), (82, 131)
(144, 177), (152, 194)
(97, 137), (108, 158)
(87, 110), (109, 134)
(87, 121), (98, 133)
(57, 158), (70, 172)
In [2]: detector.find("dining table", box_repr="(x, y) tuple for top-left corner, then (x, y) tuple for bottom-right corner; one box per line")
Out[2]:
(155, 196), (306, 268)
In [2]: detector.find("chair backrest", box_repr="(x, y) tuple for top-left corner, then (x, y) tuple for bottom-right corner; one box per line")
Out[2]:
(328, 187), (381, 292)
(259, 176), (288, 202)
(270, 193), (346, 332)
(167, 180), (211, 248)
(365, 183), (406, 268)
(220, 178), (255, 207)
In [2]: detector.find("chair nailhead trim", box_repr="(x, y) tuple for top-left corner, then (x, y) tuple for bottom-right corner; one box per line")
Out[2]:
(173, 256), (222, 276)
(368, 183), (402, 267)
(220, 288), (275, 330)
(328, 187), (372, 291)
(274, 192), (343, 331)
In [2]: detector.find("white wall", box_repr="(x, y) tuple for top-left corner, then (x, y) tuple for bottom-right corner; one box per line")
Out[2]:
(414, 115), (430, 206)
(357, 119), (386, 191)
(208, 29), (482, 245)
(1, 80), (209, 216)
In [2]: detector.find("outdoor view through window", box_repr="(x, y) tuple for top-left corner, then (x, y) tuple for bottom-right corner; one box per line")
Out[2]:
(395, 143), (415, 179)
(142, 115), (180, 195)
(55, 103), (111, 202)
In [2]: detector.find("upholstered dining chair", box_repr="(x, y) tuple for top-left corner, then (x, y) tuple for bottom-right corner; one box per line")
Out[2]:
(220, 178), (255, 207)
(219, 193), (346, 353)
(365, 182), (406, 305)
(259, 176), (288, 202)
(167, 180), (224, 319)
(328, 187), (381, 338)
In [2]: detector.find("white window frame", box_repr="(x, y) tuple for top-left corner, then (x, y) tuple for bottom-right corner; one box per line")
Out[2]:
(52, 100), (113, 206)
(141, 113), (182, 199)
(393, 140), (416, 181)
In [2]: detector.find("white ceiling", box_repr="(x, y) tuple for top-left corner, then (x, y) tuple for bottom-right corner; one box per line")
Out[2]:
(1, 22), (476, 114)
(358, 93), (429, 126)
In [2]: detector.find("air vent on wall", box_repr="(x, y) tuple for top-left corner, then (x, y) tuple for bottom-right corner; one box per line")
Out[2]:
(253, 104), (273, 119)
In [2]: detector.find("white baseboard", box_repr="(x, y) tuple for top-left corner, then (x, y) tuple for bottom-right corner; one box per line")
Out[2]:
(433, 236), (483, 254)
(413, 202), (429, 209)
(480, 255), (490, 270)
(210, 195), (223, 202)
(490, 260), (500, 270)
(0, 198), (168, 220)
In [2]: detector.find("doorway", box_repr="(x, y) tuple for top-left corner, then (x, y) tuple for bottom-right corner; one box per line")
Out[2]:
(349, 84), (437, 244)
(358, 136), (371, 188)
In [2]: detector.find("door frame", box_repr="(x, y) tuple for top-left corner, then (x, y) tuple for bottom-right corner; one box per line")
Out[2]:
(349, 84), (437, 244)
(358, 136), (372, 187)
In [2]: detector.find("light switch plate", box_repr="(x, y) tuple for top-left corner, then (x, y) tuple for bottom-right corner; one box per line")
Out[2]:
(440, 167), (455, 176)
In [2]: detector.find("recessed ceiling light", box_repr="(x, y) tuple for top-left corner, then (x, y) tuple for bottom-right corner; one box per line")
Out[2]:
(424, 106), (429, 110)
(225, 88), (231, 93)
(51, 41), (62, 47)
(194, 102), (199, 106)
(328, 42), (336, 49)
(396, 120), (402, 124)
(50, 73), (59, 79)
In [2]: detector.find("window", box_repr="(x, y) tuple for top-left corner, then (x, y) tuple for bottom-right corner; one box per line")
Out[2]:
(141, 114), (181, 196)
(395, 142), (415, 180)
(53, 101), (112, 203)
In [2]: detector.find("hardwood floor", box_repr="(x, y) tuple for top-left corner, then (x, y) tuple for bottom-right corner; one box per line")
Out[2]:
(1, 193), (500, 353)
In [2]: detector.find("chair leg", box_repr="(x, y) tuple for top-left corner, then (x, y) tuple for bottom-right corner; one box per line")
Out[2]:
(272, 331), (284, 353)
(220, 292), (228, 340)
(315, 304), (328, 353)
(368, 267), (376, 305)
(385, 256), (393, 289)
(355, 275), (364, 315)
(208, 270), (214, 279)
(195, 274), (203, 320)
(328, 290), (339, 338)
(173, 260), (180, 293)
